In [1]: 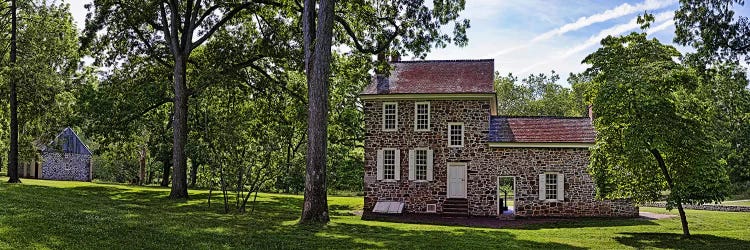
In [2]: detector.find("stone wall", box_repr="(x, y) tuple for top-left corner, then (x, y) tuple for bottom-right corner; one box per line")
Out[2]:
(644, 202), (750, 212)
(41, 152), (91, 181)
(470, 147), (638, 217)
(364, 99), (492, 214)
(363, 99), (638, 218)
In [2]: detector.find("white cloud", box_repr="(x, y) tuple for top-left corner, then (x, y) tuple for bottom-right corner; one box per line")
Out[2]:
(648, 19), (676, 35)
(532, 0), (676, 42)
(493, 0), (676, 57)
(518, 11), (675, 74)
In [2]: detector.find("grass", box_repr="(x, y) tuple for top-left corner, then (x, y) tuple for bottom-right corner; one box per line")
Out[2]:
(721, 200), (750, 206)
(0, 179), (749, 249)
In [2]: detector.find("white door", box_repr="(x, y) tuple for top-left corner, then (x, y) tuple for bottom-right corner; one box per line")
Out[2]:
(447, 163), (467, 198)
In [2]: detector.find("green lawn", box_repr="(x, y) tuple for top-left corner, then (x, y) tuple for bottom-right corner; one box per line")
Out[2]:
(721, 200), (750, 206)
(1, 179), (749, 249)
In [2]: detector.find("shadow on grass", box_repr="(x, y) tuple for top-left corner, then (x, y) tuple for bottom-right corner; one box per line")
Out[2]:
(0, 182), (589, 249)
(2, 182), (744, 249)
(614, 233), (750, 249)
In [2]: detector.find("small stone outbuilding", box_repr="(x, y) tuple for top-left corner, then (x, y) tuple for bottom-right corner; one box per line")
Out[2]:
(25, 127), (93, 181)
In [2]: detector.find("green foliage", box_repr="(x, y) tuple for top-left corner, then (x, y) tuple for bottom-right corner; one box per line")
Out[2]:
(674, 0), (750, 65)
(674, 0), (750, 199)
(493, 71), (585, 117)
(583, 33), (730, 208)
(2, 179), (750, 249)
(0, 0), (81, 162)
(695, 63), (750, 184)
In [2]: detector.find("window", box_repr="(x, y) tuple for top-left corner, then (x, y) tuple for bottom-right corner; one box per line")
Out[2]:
(539, 172), (564, 201)
(545, 173), (557, 200)
(383, 149), (396, 180)
(414, 102), (430, 131)
(377, 148), (400, 181)
(382, 102), (398, 131)
(448, 123), (464, 147)
(415, 150), (428, 180)
(409, 149), (433, 181)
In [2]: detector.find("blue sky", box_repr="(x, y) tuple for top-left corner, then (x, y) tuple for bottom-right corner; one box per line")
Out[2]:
(67, 0), (750, 85)
(425, 0), (749, 84)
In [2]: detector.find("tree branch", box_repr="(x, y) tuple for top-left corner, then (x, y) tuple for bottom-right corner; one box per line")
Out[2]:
(122, 97), (174, 126)
(158, 2), (175, 54)
(192, 0), (282, 48)
(131, 25), (172, 68)
(333, 15), (399, 54)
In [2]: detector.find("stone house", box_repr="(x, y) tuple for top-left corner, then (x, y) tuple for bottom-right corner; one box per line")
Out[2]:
(361, 59), (637, 218)
(19, 127), (93, 181)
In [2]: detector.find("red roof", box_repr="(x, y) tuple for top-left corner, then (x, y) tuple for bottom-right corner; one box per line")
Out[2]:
(361, 59), (495, 95)
(489, 116), (595, 143)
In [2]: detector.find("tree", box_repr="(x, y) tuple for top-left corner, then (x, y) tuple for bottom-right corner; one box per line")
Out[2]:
(83, 0), (285, 199)
(674, 0), (750, 189)
(299, 0), (470, 224)
(5, 0), (19, 183)
(674, 0), (750, 65)
(1, 0), (80, 182)
(583, 33), (730, 236)
(696, 64), (750, 185)
(493, 71), (584, 117)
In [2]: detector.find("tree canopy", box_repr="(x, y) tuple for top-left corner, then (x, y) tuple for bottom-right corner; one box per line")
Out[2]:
(675, 0), (750, 65)
(584, 32), (730, 236)
(493, 71), (587, 117)
(0, 0), (81, 181)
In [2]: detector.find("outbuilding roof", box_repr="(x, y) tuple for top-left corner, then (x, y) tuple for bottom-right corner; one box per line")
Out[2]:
(42, 127), (93, 155)
(489, 116), (595, 143)
(360, 59), (495, 95)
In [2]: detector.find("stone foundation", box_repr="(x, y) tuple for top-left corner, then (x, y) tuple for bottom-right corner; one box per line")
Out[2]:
(644, 202), (750, 212)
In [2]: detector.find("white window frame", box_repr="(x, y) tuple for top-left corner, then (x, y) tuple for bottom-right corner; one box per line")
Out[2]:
(447, 122), (465, 148)
(413, 102), (431, 131)
(382, 102), (398, 131)
(383, 148), (398, 181)
(544, 173), (558, 200)
(408, 148), (434, 182)
(414, 148), (430, 181)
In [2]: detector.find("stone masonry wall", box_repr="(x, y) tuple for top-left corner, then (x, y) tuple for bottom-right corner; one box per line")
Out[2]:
(471, 147), (638, 217)
(363, 99), (638, 218)
(41, 152), (91, 181)
(364, 99), (491, 214)
(644, 202), (750, 212)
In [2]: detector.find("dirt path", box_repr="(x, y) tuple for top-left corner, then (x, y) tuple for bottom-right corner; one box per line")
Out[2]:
(639, 211), (677, 220)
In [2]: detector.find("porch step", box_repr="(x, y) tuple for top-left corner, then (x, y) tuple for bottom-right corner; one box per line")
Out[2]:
(442, 198), (468, 217)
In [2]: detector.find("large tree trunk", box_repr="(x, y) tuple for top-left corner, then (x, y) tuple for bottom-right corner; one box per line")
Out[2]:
(170, 56), (189, 199)
(651, 148), (690, 236)
(300, 0), (335, 224)
(7, 0), (20, 184)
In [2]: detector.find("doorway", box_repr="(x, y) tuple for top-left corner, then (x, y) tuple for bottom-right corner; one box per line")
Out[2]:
(497, 176), (516, 216)
(447, 163), (467, 198)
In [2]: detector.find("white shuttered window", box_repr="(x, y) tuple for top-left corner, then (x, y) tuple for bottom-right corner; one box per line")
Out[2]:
(377, 148), (400, 181)
(538, 172), (564, 201)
